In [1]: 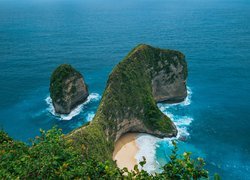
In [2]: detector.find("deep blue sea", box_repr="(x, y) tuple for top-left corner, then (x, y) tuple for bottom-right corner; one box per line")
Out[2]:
(0, 0), (250, 179)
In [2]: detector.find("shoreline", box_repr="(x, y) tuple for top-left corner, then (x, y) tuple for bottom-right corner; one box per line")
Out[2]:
(113, 133), (139, 171)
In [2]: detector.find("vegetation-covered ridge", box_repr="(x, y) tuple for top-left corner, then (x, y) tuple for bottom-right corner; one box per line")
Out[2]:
(68, 44), (188, 161)
(0, 128), (211, 179)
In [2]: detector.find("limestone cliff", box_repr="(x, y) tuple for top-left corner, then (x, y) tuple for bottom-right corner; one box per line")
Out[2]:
(68, 44), (188, 161)
(152, 56), (187, 103)
(50, 64), (89, 114)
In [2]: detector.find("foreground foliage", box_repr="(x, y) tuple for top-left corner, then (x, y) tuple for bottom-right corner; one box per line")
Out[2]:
(0, 127), (210, 179)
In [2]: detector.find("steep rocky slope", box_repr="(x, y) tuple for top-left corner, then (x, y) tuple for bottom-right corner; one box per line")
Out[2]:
(67, 44), (188, 161)
(50, 64), (89, 114)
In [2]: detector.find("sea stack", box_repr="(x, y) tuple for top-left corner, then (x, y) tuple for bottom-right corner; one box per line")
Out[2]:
(68, 44), (188, 161)
(50, 64), (89, 114)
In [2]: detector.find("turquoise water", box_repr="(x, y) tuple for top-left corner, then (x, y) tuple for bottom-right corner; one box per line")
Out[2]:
(0, 0), (250, 179)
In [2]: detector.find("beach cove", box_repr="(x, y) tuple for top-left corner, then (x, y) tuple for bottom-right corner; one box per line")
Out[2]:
(113, 133), (139, 171)
(0, 0), (249, 178)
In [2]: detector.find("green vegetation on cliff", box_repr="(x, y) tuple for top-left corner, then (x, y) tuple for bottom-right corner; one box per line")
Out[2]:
(69, 44), (187, 161)
(50, 64), (82, 103)
(99, 44), (186, 133)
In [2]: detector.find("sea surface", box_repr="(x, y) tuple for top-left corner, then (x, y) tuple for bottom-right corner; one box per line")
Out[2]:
(0, 0), (250, 179)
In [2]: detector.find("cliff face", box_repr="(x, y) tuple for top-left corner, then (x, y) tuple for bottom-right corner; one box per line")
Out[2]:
(50, 64), (89, 114)
(152, 55), (187, 103)
(68, 44), (188, 161)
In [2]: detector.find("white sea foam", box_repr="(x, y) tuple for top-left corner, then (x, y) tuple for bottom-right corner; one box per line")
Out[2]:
(182, 86), (192, 106)
(160, 87), (193, 109)
(45, 93), (101, 121)
(135, 134), (161, 174)
(162, 110), (193, 139)
(157, 87), (193, 138)
(135, 87), (193, 173)
(86, 112), (95, 122)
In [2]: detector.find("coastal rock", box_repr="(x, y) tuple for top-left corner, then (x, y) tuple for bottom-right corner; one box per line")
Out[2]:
(50, 64), (89, 114)
(152, 60), (187, 103)
(68, 44), (188, 161)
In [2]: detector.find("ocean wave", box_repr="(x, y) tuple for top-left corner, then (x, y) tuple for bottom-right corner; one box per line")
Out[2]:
(45, 93), (101, 121)
(86, 112), (95, 122)
(182, 86), (192, 106)
(157, 87), (193, 138)
(135, 134), (161, 173)
(162, 110), (193, 139)
(159, 87), (192, 110)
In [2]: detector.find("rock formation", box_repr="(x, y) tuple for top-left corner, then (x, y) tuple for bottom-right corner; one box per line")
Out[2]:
(67, 44), (188, 161)
(50, 64), (89, 114)
(152, 56), (187, 103)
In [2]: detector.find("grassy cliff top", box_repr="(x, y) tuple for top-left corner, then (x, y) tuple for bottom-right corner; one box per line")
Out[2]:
(96, 44), (184, 135)
(50, 64), (82, 102)
(68, 44), (187, 161)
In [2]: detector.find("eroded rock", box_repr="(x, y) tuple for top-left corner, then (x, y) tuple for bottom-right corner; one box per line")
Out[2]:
(50, 64), (88, 114)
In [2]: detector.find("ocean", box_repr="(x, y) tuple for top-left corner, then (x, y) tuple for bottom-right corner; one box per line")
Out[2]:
(0, 0), (249, 179)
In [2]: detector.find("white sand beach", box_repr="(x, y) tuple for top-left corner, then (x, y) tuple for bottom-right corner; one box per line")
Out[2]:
(113, 133), (139, 171)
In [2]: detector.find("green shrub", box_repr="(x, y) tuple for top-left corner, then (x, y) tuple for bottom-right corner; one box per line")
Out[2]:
(0, 128), (210, 179)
